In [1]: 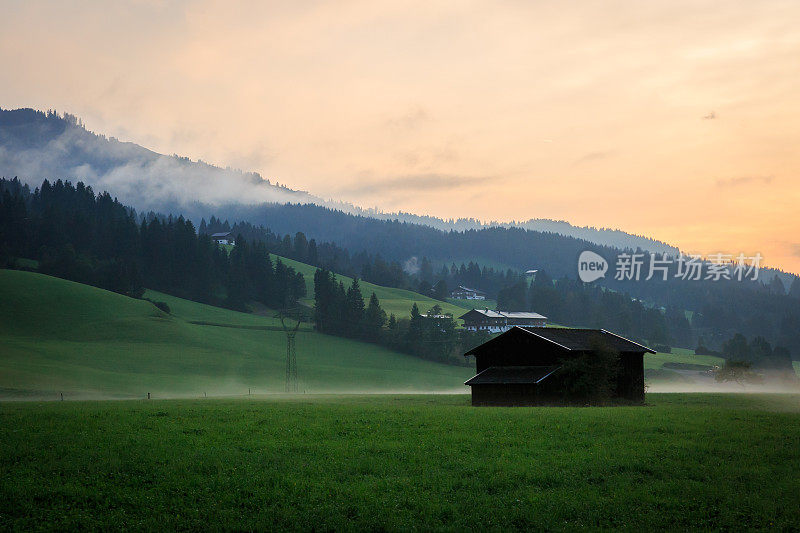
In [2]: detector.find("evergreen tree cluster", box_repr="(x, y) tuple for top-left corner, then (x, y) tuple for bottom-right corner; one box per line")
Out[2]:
(313, 269), (487, 365)
(719, 333), (794, 373)
(484, 268), (800, 358)
(200, 218), (526, 301)
(526, 271), (674, 346)
(312, 270), (373, 339)
(422, 258), (525, 301)
(713, 332), (796, 385)
(0, 178), (305, 310)
(202, 218), (412, 289)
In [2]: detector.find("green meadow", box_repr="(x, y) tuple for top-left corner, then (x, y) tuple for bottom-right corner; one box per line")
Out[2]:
(0, 269), (471, 399)
(2, 268), (799, 530)
(646, 349), (723, 370)
(447, 297), (499, 310)
(2, 394), (799, 530)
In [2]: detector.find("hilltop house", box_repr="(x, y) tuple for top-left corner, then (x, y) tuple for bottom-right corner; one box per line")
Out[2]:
(211, 232), (235, 246)
(450, 286), (487, 300)
(464, 327), (655, 406)
(459, 309), (547, 333)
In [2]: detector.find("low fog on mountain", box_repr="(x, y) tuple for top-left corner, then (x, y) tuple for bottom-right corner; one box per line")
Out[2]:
(0, 108), (677, 254)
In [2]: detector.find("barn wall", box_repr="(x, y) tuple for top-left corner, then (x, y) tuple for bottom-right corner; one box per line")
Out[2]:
(616, 352), (645, 403)
(472, 384), (540, 406)
(470, 383), (569, 406)
(470, 353), (646, 406)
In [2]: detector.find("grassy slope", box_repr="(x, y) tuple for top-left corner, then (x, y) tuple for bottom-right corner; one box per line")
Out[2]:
(645, 349), (723, 370)
(0, 269), (471, 398)
(143, 289), (304, 329)
(446, 297), (499, 310)
(1, 394), (799, 530)
(276, 255), (470, 320)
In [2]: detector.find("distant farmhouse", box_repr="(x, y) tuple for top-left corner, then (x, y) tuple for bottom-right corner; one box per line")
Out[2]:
(459, 309), (547, 333)
(464, 327), (655, 406)
(211, 232), (235, 246)
(450, 286), (487, 300)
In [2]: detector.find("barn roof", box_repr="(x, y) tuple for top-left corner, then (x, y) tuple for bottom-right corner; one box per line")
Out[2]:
(458, 309), (547, 320)
(519, 327), (656, 353)
(211, 232), (231, 238)
(503, 312), (548, 319)
(456, 285), (486, 294)
(464, 326), (656, 355)
(465, 365), (561, 385)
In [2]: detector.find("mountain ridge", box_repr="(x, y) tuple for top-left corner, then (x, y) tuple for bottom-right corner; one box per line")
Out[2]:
(0, 107), (676, 254)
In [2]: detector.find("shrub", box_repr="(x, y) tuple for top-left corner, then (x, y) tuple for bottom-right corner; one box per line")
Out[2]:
(715, 360), (762, 385)
(558, 337), (620, 405)
(144, 299), (170, 314)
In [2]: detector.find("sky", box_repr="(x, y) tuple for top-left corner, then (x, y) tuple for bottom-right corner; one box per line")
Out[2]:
(1, 0), (799, 273)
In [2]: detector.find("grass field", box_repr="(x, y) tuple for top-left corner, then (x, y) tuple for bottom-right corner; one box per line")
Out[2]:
(1, 393), (799, 530)
(446, 297), (499, 310)
(275, 255), (469, 320)
(143, 288), (304, 329)
(0, 269), (472, 399)
(645, 349), (723, 370)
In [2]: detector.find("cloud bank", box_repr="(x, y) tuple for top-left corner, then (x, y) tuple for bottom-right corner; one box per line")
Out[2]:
(0, 119), (319, 210)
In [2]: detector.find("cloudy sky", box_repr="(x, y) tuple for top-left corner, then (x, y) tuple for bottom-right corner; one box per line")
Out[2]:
(2, 0), (799, 272)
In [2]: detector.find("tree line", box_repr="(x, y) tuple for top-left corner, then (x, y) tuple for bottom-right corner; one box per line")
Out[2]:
(201, 218), (525, 299)
(6, 177), (800, 362)
(313, 268), (487, 365)
(202, 214), (800, 358)
(197, 203), (800, 356)
(0, 178), (305, 310)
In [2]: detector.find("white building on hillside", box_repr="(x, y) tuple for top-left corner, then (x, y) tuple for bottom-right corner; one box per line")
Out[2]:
(450, 285), (487, 300)
(459, 309), (547, 333)
(211, 232), (236, 246)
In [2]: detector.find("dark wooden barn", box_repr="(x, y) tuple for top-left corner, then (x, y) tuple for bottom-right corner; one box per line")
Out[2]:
(464, 326), (655, 406)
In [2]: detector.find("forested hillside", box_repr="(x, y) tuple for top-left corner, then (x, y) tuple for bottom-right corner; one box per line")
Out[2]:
(0, 178), (305, 311)
(1, 107), (683, 254)
(200, 213), (800, 357)
(195, 206), (800, 356)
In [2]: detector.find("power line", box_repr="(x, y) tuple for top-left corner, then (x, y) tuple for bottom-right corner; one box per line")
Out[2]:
(277, 312), (301, 393)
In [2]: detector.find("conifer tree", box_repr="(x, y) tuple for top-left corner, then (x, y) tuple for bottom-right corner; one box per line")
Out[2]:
(364, 292), (387, 341)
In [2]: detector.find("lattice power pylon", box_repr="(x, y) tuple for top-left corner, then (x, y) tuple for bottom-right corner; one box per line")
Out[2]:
(279, 313), (301, 393)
